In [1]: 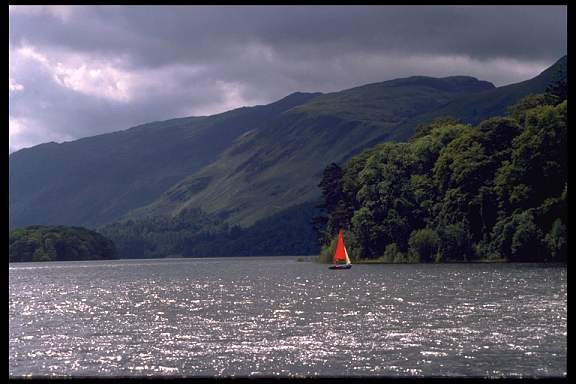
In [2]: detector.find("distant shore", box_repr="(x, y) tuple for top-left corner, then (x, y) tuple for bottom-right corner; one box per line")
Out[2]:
(296, 256), (561, 264)
(353, 258), (508, 264)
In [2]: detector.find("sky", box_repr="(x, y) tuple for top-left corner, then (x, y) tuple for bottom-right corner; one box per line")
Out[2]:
(8, 5), (567, 153)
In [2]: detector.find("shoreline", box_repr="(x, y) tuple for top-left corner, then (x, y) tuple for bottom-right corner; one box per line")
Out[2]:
(10, 255), (565, 265)
(301, 256), (566, 265)
(352, 258), (508, 264)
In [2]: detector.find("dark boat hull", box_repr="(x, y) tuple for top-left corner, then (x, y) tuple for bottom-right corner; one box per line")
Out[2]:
(329, 264), (352, 270)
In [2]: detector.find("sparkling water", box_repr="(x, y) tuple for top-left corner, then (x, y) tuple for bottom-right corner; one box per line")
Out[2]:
(9, 257), (567, 377)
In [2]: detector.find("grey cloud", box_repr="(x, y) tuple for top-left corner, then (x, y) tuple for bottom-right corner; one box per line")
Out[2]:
(9, 52), (239, 148)
(9, 5), (567, 152)
(10, 6), (566, 68)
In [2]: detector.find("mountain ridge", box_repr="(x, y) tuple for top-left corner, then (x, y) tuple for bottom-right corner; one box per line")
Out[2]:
(10, 56), (567, 251)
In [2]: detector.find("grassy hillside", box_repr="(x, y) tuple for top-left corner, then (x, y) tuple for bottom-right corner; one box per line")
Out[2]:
(9, 92), (320, 228)
(127, 56), (566, 230)
(398, 55), (567, 129)
(130, 76), (495, 227)
(9, 55), (567, 257)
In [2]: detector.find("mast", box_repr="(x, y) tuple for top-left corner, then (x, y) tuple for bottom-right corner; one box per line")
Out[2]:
(344, 245), (351, 265)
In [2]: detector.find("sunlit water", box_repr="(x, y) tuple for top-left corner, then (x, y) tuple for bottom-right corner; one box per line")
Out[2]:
(9, 257), (566, 377)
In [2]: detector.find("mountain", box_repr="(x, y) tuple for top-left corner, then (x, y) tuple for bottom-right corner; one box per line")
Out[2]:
(9, 91), (319, 227)
(130, 75), (495, 227)
(399, 55), (567, 129)
(9, 55), (566, 256)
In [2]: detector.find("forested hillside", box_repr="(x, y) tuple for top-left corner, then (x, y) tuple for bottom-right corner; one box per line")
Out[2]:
(9, 56), (566, 258)
(315, 85), (567, 263)
(119, 75), (496, 229)
(99, 202), (320, 258)
(9, 92), (320, 228)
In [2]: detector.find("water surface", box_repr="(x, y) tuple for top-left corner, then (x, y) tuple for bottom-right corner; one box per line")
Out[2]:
(9, 257), (567, 377)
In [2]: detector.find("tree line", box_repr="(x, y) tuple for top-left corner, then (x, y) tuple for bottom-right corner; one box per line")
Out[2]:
(9, 225), (117, 262)
(98, 203), (320, 258)
(314, 86), (567, 263)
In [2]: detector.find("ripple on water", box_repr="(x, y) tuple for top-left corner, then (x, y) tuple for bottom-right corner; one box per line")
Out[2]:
(9, 259), (567, 377)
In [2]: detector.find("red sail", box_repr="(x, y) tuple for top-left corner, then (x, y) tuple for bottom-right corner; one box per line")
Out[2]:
(333, 229), (347, 263)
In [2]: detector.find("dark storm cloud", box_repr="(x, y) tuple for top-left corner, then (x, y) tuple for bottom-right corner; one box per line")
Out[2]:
(9, 5), (567, 152)
(10, 6), (566, 66)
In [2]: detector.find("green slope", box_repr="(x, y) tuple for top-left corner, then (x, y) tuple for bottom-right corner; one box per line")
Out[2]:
(9, 55), (566, 258)
(399, 55), (567, 130)
(128, 68), (558, 228)
(9, 92), (320, 228)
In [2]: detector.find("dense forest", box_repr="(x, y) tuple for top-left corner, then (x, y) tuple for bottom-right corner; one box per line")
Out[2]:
(315, 84), (567, 263)
(9, 225), (117, 262)
(98, 203), (320, 258)
(101, 83), (567, 262)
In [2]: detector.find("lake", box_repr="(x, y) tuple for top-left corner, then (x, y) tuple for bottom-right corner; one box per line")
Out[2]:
(9, 257), (567, 377)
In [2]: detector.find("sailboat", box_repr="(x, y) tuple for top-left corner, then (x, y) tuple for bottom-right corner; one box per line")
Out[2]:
(329, 229), (352, 270)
